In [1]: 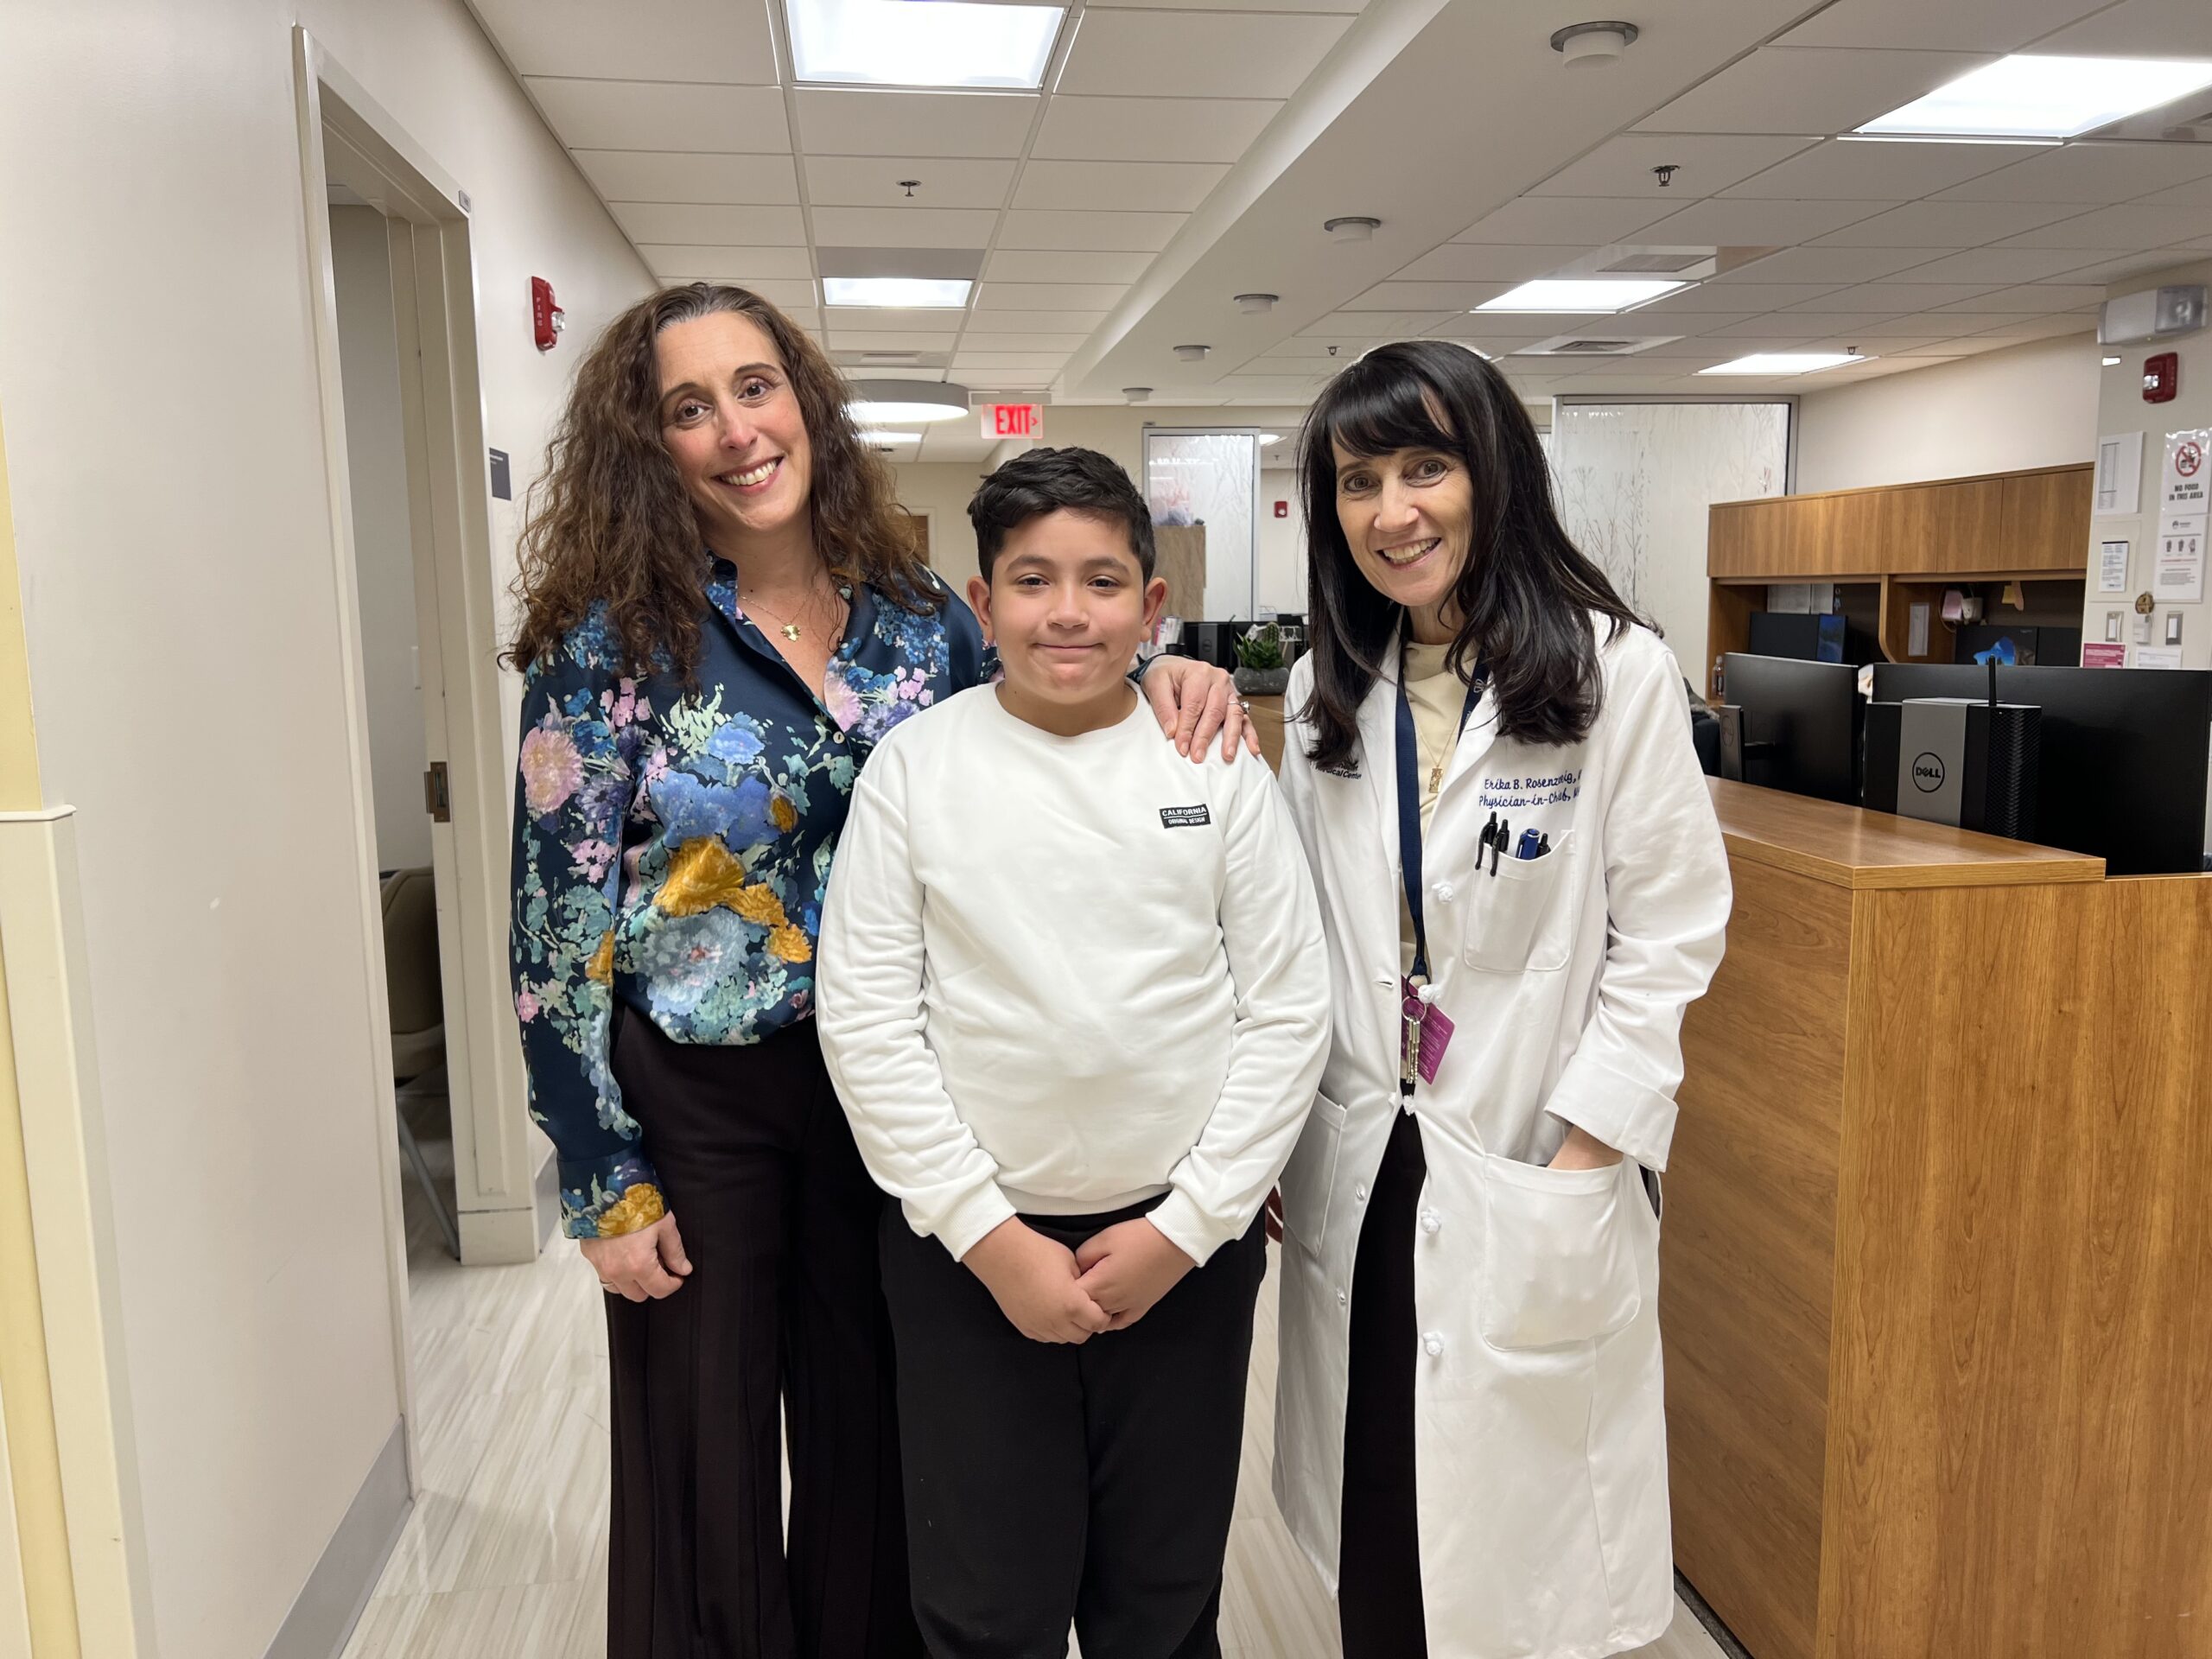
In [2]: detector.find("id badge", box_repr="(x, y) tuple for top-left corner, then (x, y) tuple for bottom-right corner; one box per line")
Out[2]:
(1401, 977), (1455, 1087)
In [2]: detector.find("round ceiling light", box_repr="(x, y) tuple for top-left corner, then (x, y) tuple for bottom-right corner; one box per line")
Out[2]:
(1173, 344), (1211, 362)
(1123, 386), (1154, 404)
(1234, 293), (1280, 315)
(1325, 216), (1381, 244)
(1550, 21), (1638, 67)
(846, 378), (971, 425)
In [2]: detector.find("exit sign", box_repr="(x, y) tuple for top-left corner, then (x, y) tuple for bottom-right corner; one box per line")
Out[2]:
(982, 403), (1044, 441)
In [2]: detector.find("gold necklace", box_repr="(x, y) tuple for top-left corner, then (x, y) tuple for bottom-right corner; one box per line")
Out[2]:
(742, 582), (832, 644)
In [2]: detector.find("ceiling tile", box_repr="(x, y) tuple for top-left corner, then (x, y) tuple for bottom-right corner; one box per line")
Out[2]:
(976, 282), (1128, 310)
(1777, 0), (2107, 50)
(1888, 245), (2122, 283)
(1301, 310), (1458, 336)
(1961, 315), (2099, 341)
(1934, 283), (2107, 313)
(1721, 138), (2024, 200)
(1914, 335), (2030, 356)
(810, 207), (1001, 248)
(2038, 0), (2212, 54)
(1998, 204), (2211, 247)
(574, 151), (799, 206)
(828, 330), (959, 352)
(528, 78), (791, 153)
(1030, 96), (1282, 164)
(1736, 309), (1906, 334)
(949, 333), (1091, 353)
(1529, 135), (1817, 200)
(1695, 315), (1827, 340)
(1014, 160), (1229, 214)
(1635, 198), (1895, 245)
(1057, 12), (1352, 100)
(644, 275), (814, 308)
(612, 202), (808, 245)
(639, 245), (816, 279)
(983, 250), (1153, 283)
(1649, 282), (1850, 311)
(1260, 335), (1390, 358)
(1394, 244), (1592, 282)
(965, 309), (1110, 333)
(828, 307), (981, 332)
(1086, 0), (1362, 10)
(1452, 197), (1675, 245)
(1787, 281), (2004, 311)
(2046, 248), (2212, 283)
(997, 210), (1185, 251)
(794, 91), (1039, 159)
(1814, 200), (2094, 247)
(474, 0), (776, 81)
(806, 157), (1015, 210)
(1632, 47), (1996, 137)
(951, 353), (1075, 372)
(1342, 281), (1508, 311)
(2134, 175), (2212, 209)
(1936, 140), (2212, 205)
(1710, 245), (1937, 283)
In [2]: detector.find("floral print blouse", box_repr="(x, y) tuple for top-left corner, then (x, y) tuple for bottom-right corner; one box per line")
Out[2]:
(509, 558), (988, 1238)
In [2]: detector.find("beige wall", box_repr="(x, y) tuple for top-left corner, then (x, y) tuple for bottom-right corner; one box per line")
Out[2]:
(331, 206), (433, 874)
(0, 4), (652, 1656)
(1794, 334), (2101, 494)
(891, 462), (989, 594)
(1256, 466), (1307, 616)
(2078, 257), (2212, 673)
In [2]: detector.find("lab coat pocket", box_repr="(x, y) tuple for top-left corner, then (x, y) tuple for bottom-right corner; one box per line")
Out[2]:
(1478, 1154), (1642, 1351)
(1461, 830), (1574, 974)
(1276, 1090), (1349, 1255)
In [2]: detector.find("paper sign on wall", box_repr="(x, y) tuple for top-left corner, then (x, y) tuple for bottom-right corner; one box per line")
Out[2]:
(2164, 429), (2210, 510)
(2135, 646), (2184, 671)
(2099, 539), (2131, 594)
(2082, 643), (2127, 669)
(2156, 512), (2206, 603)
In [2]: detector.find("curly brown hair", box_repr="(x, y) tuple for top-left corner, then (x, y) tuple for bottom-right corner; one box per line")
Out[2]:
(506, 283), (939, 685)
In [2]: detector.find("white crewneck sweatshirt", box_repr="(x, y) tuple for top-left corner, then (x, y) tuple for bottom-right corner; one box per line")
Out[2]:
(816, 689), (1330, 1265)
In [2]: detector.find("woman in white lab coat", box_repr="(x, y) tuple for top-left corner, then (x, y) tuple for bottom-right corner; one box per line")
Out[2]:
(1269, 340), (1732, 1659)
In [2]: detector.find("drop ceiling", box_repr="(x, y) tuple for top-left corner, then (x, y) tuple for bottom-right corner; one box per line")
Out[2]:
(467, 0), (2212, 464)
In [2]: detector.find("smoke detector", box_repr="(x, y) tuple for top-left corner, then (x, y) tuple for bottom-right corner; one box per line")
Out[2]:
(1325, 216), (1381, 245)
(1551, 21), (1638, 67)
(1234, 293), (1279, 315)
(1174, 344), (1211, 363)
(1123, 386), (1154, 404)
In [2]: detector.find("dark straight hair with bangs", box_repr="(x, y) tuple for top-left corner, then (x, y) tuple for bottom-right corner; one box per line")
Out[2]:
(1294, 340), (1644, 772)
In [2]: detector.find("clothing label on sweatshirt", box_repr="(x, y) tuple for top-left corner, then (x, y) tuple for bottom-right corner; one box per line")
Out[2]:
(1160, 805), (1212, 828)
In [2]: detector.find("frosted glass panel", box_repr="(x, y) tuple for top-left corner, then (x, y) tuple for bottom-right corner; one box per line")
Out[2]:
(1146, 431), (1257, 620)
(1552, 402), (1789, 688)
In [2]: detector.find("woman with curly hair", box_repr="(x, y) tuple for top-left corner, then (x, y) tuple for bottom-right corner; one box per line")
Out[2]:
(507, 283), (1246, 1658)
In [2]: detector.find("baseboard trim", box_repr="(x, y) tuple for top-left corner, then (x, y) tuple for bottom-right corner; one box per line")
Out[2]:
(264, 1420), (410, 1659)
(1675, 1571), (1755, 1659)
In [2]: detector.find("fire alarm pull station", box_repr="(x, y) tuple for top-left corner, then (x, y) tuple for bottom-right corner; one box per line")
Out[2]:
(1274, 501), (1288, 518)
(531, 277), (564, 353)
(2144, 351), (2177, 403)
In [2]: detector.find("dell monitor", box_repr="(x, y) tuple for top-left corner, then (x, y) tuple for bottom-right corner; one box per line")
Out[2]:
(1720, 653), (1862, 806)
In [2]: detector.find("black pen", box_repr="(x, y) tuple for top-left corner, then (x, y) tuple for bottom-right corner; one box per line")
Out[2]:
(1479, 811), (1497, 860)
(1491, 816), (1508, 875)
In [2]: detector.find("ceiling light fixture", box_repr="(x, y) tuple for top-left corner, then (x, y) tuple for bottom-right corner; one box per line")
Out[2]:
(788, 0), (1065, 90)
(1476, 278), (1687, 313)
(847, 378), (971, 424)
(1123, 387), (1154, 404)
(857, 429), (924, 445)
(1174, 344), (1211, 362)
(1698, 353), (1870, 376)
(1259, 433), (1284, 445)
(2103, 354), (2123, 366)
(1325, 216), (1381, 245)
(823, 276), (973, 309)
(1855, 54), (2212, 141)
(1235, 293), (1279, 315)
(1550, 21), (1637, 69)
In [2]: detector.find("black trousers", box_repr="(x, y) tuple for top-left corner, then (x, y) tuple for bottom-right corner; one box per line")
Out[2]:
(879, 1198), (1269, 1659)
(1338, 1106), (1431, 1658)
(604, 1009), (922, 1659)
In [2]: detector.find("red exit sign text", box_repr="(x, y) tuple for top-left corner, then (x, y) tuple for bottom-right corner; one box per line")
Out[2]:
(982, 403), (1044, 441)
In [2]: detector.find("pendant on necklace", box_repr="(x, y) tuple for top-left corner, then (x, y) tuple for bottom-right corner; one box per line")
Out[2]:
(781, 622), (802, 642)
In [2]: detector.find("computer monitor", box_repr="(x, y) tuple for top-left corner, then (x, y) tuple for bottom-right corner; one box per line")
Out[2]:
(1870, 664), (2212, 875)
(1720, 653), (1862, 805)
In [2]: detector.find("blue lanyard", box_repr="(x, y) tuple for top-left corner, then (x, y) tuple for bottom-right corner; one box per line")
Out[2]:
(1393, 646), (1489, 984)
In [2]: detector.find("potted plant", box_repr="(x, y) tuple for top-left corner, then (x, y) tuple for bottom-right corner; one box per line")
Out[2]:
(1232, 622), (1289, 697)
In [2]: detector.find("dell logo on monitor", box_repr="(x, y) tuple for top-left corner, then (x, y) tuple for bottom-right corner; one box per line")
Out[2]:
(1911, 752), (1946, 791)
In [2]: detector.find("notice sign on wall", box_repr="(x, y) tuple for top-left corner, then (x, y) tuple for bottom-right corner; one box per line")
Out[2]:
(982, 403), (1044, 442)
(2164, 429), (2210, 510)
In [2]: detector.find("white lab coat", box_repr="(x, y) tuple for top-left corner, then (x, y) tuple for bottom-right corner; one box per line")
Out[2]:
(1270, 617), (1732, 1659)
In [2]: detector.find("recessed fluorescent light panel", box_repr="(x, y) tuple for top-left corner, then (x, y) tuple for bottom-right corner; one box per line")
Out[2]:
(823, 277), (973, 309)
(1476, 279), (1688, 314)
(789, 0), (1065, 90)
(1856, 54), (2212, 141)
(1699, 353), (1869, 376)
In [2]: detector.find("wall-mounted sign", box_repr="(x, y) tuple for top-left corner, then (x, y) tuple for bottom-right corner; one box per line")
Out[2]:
(982, 403), (1044, 442)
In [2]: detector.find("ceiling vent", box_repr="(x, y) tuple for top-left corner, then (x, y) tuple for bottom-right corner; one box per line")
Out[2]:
(1601, 251), (1706, 274)
(1520, 333), (1682, 357)
(836, 349), (950, 370)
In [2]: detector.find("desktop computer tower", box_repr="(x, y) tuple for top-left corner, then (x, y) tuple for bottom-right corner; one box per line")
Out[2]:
(1865, 697), (2039, 839)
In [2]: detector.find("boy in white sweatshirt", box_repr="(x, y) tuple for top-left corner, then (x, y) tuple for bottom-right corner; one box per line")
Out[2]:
(817, 446), (1330, 1659)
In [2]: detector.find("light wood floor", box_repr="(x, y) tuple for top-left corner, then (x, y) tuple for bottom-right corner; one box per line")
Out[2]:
(344, 1105), (1728, 1658)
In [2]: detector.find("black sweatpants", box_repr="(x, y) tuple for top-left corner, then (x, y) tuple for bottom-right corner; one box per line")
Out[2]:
(604, 1008), (922, 1659)
(1337, 1106), (1430, 1658)
(879, 1198), (1269, 1659)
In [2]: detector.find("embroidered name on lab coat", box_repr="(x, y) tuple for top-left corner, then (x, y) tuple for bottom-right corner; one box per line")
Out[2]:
(1478, 769), (1583, 810)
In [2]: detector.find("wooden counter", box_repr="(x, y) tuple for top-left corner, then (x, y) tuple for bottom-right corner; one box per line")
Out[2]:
(1669, 780), (2212, 1659)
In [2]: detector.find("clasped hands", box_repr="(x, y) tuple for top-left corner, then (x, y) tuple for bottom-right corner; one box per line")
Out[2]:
(964, 1214), (1195, 1344)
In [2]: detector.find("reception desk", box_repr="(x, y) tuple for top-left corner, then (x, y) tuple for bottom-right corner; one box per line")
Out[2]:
(1669, 781), (2212, 1659)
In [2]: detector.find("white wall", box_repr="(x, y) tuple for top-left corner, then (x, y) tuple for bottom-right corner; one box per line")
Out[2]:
(331, 206), (432, 873)
(1255, 466), (1307, 616)
(1795, 334), (2101, 494)
(0, 4), (652, 1655)
(2078, 257), (2212, 673)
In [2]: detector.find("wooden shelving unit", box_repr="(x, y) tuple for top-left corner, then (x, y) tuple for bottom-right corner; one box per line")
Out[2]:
(1707, 462), (2092, 674)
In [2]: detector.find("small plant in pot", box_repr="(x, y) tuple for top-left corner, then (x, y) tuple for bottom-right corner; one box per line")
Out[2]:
(1232, 623), (1290, 697)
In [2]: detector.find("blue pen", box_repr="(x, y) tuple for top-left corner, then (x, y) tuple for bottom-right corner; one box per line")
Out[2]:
(1516, 826), (1542, 860)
